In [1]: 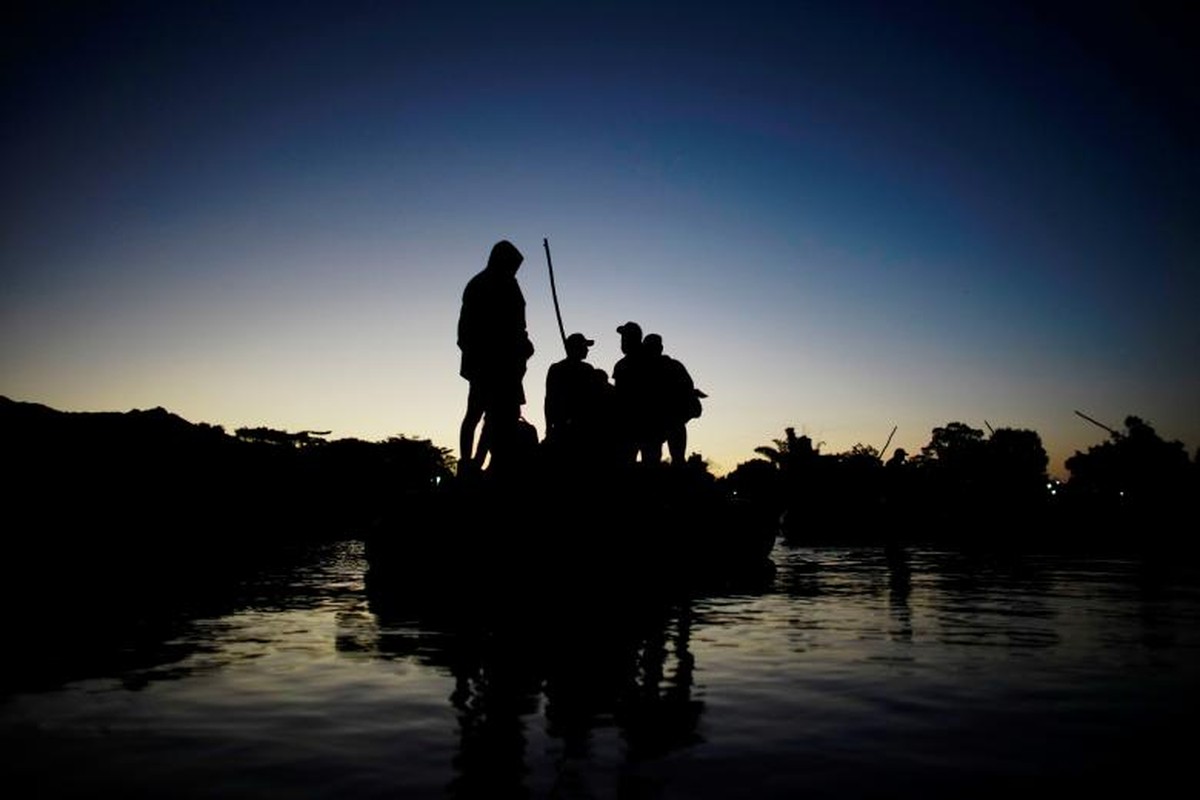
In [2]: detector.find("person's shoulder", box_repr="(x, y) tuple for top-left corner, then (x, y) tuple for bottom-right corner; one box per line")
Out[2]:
(462, 269), (488, 295)
(666, 356), (693, 385)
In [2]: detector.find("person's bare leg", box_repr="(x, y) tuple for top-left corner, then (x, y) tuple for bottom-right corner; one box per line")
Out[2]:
(639, 432), (663, 465)
(481, 401), (519, 471)
(474, 413), (493, 470)
(668, 425), (686, 465)
(460, 396), (485, 474)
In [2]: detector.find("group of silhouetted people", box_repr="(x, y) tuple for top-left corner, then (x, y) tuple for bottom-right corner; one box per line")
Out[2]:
(610, 321), (704, 466)
(457, 240), (703, 476)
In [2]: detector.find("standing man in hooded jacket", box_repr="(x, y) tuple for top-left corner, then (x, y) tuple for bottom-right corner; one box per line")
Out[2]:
(457, 240), (534, 474)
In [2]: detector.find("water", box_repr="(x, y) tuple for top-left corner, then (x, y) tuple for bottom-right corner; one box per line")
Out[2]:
(3, 540), (1197, 798)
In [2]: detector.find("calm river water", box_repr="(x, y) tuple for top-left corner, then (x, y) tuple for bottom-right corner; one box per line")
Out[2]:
(3, 539), (1197, 798)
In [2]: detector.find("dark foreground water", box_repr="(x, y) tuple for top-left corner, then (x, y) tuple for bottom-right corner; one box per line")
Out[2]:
(3, 539), (1197, 798)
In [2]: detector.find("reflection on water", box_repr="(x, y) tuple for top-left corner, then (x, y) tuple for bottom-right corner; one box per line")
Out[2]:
(351, 562), (712, 799)
(3, 540), (1198, 798)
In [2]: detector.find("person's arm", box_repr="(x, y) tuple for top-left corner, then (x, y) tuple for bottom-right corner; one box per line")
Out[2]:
(545, 364), (561, 430)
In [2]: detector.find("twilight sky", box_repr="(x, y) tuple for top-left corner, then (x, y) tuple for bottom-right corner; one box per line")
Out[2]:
(3, 1), (1197, 475)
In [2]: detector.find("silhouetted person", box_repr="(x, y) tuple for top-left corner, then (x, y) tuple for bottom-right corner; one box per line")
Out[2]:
(544, 332), (613, 463)
(881, 447), (912, 521)
(643, 333), (704, 465)
(612, 321), (656, 464)
(457, 240), (534, 475)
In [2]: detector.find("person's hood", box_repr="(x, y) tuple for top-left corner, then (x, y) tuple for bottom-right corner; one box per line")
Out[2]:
(487, 240), (524, 274)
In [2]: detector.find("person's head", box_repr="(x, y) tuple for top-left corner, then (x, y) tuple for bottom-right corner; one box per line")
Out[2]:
(643, 333), (663, 357)
(616, 321), (642, 354)
(487, 240), (523, 275)
(565, 332), (594, 360)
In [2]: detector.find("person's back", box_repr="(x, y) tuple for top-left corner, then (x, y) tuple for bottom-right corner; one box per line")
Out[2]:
(643, 333), (701, 465)
(546, 358), (603, 433)
(458, 243), (529, 386)
(546, 333), (612, 463)
(664, 354), (699, 421)
(613, 322), (658, 463)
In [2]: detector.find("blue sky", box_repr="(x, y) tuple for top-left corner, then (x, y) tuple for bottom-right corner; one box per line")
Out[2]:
(3, 1), (1197, 475)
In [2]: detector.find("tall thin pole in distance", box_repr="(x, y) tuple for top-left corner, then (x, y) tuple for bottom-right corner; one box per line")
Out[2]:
(544, 237), (568, 354)
(1074, 409), (1120, 439)
(879, 425), (898, 460)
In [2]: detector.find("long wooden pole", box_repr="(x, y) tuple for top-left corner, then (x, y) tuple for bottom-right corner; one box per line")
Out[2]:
(879, 425), (898, 459)
(543, 237), (568, 354)
(1074, 409), (1120, 438)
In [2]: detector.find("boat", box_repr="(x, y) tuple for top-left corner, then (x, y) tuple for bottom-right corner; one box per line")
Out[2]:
(365, 461), (779, 590)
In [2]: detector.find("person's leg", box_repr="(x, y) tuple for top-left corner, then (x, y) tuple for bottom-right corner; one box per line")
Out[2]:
(639, 427), (664, 465)
(460, 386), (486, 473)
(667, 423), (686, 465)
(473, 416), (492, 470)
(481, 399), (520, 470)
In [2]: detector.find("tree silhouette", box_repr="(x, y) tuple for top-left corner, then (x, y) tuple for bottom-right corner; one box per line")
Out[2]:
(753, 427), (819, 473)
(918, 422), (986, 470)
(985, 427), (1048, 508)
(1065, 416), (1191, 521)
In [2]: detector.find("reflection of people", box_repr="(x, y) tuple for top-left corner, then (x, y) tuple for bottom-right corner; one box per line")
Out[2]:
(545, 333), (612, 460)
(643, 333), (704, 465)
(457, 240), (534, 474)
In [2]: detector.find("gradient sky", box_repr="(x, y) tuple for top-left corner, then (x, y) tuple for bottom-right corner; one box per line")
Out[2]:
(3, 1), (1197, 476)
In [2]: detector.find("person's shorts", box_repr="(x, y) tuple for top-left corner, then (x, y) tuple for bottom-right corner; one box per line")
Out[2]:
(467, 376), (525, 411)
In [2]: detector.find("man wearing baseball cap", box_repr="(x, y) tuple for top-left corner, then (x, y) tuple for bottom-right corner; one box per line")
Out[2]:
(613, 321), (657, 464)
(545, 332), (613, 462)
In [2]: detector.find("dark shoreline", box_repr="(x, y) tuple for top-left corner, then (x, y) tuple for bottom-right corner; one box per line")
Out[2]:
(4, 395), (1196, 561)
